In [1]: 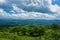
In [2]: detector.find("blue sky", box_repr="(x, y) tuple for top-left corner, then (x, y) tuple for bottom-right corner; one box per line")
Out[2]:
(0, 0), (60, 20)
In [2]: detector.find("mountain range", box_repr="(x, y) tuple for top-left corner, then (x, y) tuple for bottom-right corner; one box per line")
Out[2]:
(0, 18), (60, 26)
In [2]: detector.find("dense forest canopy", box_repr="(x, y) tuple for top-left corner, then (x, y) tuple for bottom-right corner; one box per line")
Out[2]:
(0, 23), (60, 40)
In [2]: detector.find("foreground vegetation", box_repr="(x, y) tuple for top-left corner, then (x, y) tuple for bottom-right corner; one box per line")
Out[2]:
(0, 23), (60, 40)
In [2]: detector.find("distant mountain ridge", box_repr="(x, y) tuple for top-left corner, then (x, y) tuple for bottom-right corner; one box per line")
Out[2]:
(0, 19), (60, 25)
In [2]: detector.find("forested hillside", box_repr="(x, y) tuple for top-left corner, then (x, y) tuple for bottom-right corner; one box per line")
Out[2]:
(0, 23), (60, 40)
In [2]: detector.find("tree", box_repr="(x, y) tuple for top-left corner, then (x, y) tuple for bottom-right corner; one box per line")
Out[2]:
(50, 23), (60, 40)
(30, 25), (45, 37)
(50, 23), (59, 30)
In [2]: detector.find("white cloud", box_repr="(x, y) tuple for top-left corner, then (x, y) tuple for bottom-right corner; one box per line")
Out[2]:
(12, 4), (26, 13)
(11, 4), (56, 19)
(0, 0), (6, 3)
(22, 0), (51, 7)
(49, 4), (60, 14)
(0, 0), (60, 20)
(0, 8), (10, 18)
(0, 7), (56, 20)
(10, 12), (56, 20)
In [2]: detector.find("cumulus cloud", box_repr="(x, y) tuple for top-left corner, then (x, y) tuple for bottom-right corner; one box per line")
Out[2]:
(0, 0), (6, 3)
(10, 4), (56, 19)
(12, 4), (25, 13)
(0, 8), (10, 18)
(49, 4), (60, 13)
(0, 0), (52, 13)
(0, 5), (56, 20)
(11, 12), (55, 20)
(0, 0), (60, 20)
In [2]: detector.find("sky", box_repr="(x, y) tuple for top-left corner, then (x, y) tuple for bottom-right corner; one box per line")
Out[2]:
(0, 0), (60, 20)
